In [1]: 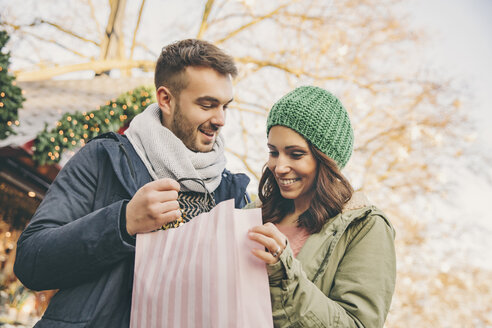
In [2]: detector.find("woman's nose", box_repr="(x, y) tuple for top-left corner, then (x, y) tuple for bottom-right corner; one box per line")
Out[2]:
(274, 158), (290, 175)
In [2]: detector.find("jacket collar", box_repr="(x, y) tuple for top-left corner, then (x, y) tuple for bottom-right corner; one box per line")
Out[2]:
(95, 133), (152, 197)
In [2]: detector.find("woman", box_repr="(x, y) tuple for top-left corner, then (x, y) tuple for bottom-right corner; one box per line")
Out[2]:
(247, 86), (396, 328)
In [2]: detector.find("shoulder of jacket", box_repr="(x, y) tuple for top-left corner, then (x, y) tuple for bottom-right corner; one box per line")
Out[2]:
(336, 192), (392, 231)
(88, 132), (127, 144)
(343, 208), (394, 242)
(73, 133), (135, 168)
(342, 191), (372, 212)
(85, 133), (136, 156)
(219, 169), (251, 190)
(222, 169), (250, 180)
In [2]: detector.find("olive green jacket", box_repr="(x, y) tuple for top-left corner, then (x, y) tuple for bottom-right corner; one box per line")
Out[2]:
(247, 193), (396, 327)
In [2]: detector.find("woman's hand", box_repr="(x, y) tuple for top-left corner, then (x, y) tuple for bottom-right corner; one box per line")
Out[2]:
(248, 223), (287, 264)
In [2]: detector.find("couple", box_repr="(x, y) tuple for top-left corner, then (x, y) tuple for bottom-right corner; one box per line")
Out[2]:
(14, 39), (396, 327)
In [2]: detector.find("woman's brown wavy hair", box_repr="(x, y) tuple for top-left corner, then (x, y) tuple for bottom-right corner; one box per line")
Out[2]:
(258, 141), (354, 234)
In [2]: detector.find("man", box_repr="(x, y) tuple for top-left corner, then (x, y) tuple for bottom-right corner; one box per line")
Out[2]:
(14, 39), (250, 327)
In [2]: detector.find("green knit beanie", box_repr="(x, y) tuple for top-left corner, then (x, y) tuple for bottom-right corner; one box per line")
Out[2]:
(267, 86), (354, 168)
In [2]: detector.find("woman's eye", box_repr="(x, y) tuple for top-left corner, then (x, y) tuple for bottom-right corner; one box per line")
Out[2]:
(268, 151), (279, 157)
(291, 152), (304, 159)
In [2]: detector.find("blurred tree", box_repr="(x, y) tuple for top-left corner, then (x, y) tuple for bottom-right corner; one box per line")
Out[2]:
(1, 0), (488, 326)
(1, 0), (153, 80)
(0, 30), (24, 140)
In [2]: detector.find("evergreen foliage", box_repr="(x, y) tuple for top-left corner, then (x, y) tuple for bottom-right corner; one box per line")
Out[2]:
(0, 30), (25, 140)
(33, 85), (155, 165)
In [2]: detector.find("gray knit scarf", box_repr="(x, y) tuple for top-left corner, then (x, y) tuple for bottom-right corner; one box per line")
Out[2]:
(125, 103), (226, 193)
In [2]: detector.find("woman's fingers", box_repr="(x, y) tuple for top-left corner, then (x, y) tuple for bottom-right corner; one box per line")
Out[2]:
(248, 223), (288, 264)
(249, 223), (286, 251)
(251, 248), (278, 265)
(248, 231), (280, 254)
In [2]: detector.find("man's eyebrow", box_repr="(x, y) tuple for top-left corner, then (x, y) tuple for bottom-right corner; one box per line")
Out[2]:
(196, 96), (234, 105)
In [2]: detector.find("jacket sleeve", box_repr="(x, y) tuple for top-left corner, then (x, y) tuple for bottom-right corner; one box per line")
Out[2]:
(14, 140), (135, 291)
(267, 215), (396, 328)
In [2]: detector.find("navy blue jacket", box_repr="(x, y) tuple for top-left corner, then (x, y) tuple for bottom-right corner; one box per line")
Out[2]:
(14, 132), (250, 327)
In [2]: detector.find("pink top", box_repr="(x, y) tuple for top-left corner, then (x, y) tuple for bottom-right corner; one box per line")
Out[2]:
(275, 224), (310, 258)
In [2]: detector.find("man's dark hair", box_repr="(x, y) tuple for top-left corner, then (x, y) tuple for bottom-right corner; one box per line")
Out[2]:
(154, 39), (238, 96)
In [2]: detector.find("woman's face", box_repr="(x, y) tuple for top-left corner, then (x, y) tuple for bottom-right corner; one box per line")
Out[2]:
(267, 126), (318, 211)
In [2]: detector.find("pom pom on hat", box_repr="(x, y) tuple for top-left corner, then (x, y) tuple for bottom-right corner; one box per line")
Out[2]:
(267, 86), (354, 168)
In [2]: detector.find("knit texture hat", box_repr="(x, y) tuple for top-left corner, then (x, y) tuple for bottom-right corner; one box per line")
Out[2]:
(267, 86), (353, 168)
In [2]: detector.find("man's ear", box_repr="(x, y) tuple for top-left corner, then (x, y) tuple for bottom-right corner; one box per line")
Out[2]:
(156, 86), (174, 115)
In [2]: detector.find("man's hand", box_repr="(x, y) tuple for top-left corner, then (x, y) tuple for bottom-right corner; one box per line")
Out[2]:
(126, 178), (181, 236)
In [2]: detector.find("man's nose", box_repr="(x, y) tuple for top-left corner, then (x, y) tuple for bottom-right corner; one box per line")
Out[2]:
(210, 107), (225, 127)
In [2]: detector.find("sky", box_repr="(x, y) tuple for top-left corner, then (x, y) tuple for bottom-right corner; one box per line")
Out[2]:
(408, 0), (492, 269)
(411, 0), (492, 143)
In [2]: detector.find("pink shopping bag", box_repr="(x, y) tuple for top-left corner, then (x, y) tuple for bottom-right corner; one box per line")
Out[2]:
(130, 199), (273, 328)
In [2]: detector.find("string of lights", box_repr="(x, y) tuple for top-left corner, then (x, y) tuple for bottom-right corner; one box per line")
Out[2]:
(32, 85), (155, 165)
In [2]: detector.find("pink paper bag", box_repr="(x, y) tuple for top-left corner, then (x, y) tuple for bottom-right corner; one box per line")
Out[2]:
(130, 199), (273, 328)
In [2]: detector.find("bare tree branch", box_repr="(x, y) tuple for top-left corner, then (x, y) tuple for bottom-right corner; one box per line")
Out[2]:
(39, 19), (100, 46)
(197, 0), (215, 39)
(235, 56), (303, 76)
(130, 0), (146, 60)
(14, 59), (155, 81)
(355, 125), (407, 152)
(86, 0), (104, 42)
(135, 41), (158, 57)
(208, 13), (249, 25)
(12, 29), (91, 59)
(100, 0), (127, 61)
(226, 148), (261, 181)
(233, 97), (270, 114)
(235, 56), (377, 91)
(215, 1), (294, 44)
(3, 21), (100, 46)
(234, 105), (267, 116)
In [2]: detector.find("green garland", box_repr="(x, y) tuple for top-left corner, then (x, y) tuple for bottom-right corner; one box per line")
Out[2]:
(0, 30), (25, 140)
(33, 85), (156, 165)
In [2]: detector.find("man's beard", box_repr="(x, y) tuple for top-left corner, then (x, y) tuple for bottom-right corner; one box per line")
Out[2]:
(171, 103), (218, 152)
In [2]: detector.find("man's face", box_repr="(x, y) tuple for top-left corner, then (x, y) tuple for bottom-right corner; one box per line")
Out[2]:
(168, 66), (234, 152)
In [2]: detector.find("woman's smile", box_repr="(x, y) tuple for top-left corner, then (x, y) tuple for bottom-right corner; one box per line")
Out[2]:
(277, 177), (301, 186)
